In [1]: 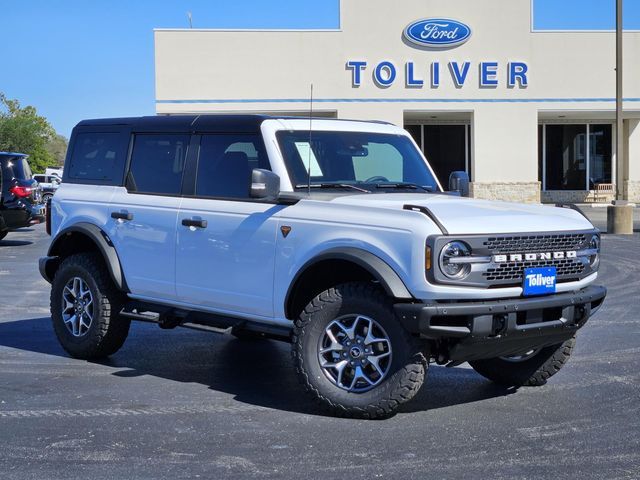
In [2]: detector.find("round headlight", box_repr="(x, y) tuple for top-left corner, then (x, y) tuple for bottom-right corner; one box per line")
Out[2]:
(589, 235), (600, 268)
(439, 241), (472, 279)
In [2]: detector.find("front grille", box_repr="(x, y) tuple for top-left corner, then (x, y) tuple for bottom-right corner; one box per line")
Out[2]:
(481, 232), (592, 285)
(428, 230), (598, 289)
(484, 258), (586, 282)
(483, 233), (587, 253)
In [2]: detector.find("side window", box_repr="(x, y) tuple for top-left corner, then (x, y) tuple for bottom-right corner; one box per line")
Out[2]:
(127, 134), (190, 195)
(195, 134), (269, 199)
(68, 132), (126, 183)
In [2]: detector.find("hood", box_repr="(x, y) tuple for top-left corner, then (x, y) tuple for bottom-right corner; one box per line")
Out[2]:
(327, 193), (595, 234)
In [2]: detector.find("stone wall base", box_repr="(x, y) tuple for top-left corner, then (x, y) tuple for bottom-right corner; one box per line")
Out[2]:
(623, 180), (640, 202)
(470, 182), (540, 203)
(540, 190), (616, 204)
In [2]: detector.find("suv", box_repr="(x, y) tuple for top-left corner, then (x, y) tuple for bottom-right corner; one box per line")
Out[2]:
(0, 152), (45, 241)
(39, 115), (606, 418)
(33, 173), (61, 203)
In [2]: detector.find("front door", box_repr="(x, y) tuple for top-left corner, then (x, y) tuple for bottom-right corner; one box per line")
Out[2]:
(175, 133), (280, 319)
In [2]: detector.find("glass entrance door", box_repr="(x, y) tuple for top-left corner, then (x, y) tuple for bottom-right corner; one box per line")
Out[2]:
(404, 124), (470, 186)
(540, 123), (612, 191)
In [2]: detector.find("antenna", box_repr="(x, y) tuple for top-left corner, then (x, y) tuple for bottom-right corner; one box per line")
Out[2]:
(307, 84), (313, 196)
(187, 11), (193, 28)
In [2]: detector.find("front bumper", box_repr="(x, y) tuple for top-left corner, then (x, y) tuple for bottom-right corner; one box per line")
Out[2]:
(395, 285), (606, 361)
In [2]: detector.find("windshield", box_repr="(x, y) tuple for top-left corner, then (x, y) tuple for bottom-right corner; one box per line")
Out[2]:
(276, 131), (440, 192)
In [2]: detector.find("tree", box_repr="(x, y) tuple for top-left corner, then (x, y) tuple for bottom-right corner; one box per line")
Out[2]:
(0, 93), (66, 173)
(45, 133), (69, 165)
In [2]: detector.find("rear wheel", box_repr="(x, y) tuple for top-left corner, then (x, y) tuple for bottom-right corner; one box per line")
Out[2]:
(469, 336), (576, 387)
(50, 253), (130, 359)
(292, 282), (427, 419)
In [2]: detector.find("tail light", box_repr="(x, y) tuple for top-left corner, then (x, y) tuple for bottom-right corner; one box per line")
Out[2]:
(46, 197), (52, 235)
(9, 185), (32, 198)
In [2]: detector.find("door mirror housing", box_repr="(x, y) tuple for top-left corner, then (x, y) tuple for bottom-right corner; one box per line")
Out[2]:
(250, 169), (280, 201)
(448, 171), (470, 197)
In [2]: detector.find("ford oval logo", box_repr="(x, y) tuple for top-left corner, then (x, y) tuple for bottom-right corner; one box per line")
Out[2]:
(404, 18), (472, 49)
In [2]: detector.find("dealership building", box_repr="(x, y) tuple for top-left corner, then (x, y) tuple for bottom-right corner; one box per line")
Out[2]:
(154, 0), (640, 203)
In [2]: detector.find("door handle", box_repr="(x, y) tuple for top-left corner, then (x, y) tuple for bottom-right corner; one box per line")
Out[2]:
(111, 211), (133, 221)
(181, 218), (208, 229)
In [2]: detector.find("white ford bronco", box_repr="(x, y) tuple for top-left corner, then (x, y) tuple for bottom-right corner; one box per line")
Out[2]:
(40, 115), (606, 418)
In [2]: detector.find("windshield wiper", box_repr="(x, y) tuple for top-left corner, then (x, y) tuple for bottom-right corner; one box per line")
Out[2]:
(295, 183), (371, 193)
(375, 182), (433, 192)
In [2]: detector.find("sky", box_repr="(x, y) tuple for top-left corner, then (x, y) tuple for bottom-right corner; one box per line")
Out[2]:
(1, 0), (639, 137)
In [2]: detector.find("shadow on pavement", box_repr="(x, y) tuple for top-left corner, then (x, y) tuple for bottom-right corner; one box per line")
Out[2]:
(0, 317), (516, 418)
(0, 239), (34, 247)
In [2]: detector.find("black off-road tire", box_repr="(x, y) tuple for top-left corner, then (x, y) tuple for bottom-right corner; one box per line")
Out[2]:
(50, 253), (131, 359)
(469, 336), (576, 387)
(292, 282), (427, 419)
(0, 230), (7, 241)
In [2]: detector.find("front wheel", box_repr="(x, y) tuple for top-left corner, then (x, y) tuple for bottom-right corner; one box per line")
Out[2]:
(292, 282), (427, 419)
(469, 336), (576, 387)
(50, 253), (131, 359)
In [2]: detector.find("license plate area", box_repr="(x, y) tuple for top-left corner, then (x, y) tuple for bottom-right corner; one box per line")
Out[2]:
(523, 267), (557, 296)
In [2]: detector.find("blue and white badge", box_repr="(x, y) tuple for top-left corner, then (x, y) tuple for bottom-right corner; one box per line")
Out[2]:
(404, 18), (472, 49)
(523, 267), (557, 296)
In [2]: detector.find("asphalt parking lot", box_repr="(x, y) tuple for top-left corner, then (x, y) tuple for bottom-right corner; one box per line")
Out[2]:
(1, 219), (639, 480)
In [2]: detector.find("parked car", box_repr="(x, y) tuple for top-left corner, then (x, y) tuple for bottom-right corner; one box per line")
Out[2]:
(0, 152), (45, 241)
(33, 174), (61, 203)
(45, 167), (64, 178)
(39, 115), (606, 418)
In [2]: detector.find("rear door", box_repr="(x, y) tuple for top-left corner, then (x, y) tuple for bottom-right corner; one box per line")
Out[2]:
(107, 133), (191, 301)
(175, 133), (281, 318)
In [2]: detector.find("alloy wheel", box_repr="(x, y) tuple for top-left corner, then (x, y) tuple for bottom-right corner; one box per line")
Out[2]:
(318, 314), (393, 393)
(61, 277), (94, 337)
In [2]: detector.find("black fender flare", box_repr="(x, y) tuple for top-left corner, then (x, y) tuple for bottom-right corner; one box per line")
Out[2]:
(42, 222), (128, 292)
(285, 247), (413, 315)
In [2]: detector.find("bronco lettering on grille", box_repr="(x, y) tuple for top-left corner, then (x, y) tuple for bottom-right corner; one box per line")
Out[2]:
(493, 251), (578, 263)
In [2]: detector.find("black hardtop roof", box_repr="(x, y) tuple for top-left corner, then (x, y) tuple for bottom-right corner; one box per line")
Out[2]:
(76, 114), (273, 132)
(75, 115), (392, 133)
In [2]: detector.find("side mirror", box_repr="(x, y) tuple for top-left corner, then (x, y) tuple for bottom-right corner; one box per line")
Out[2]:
(250, 168), (280, 201)
(448, 171), (470, 197)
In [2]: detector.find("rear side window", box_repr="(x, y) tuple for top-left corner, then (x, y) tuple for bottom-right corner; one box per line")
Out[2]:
(67, 132), (127, 184)
(127, 134), (189, 195)
(195, 134), (269, 199)
(10, 158), (33, 180)
(1, 156), (32, 181)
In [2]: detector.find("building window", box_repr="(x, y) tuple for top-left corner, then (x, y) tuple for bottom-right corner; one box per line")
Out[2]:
(404, 123), (471, 185)
(588, 124), (612, 188)
(539, 123), (612, 191)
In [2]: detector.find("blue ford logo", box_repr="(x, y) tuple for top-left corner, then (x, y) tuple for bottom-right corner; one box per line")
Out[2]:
(404, 18), (472, 48)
